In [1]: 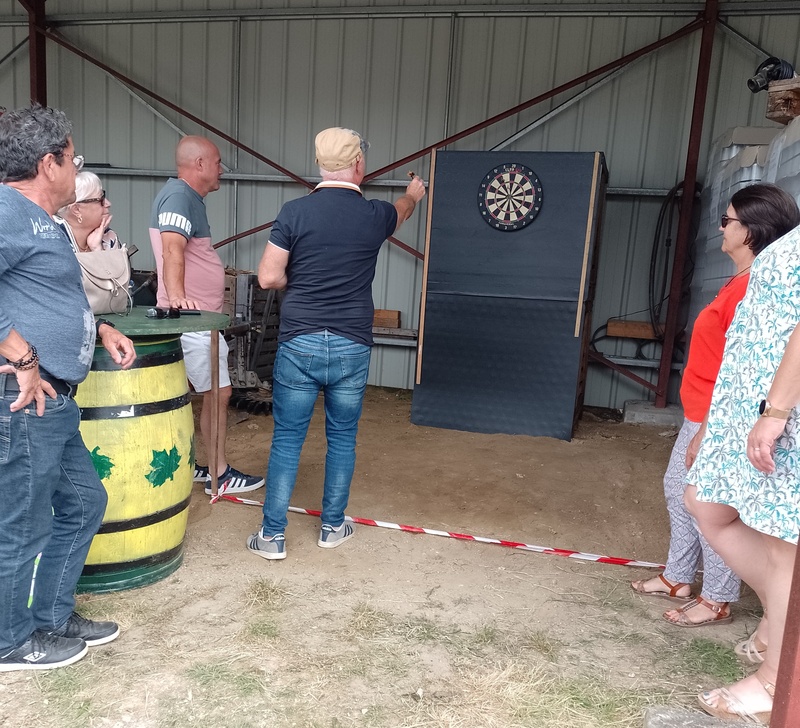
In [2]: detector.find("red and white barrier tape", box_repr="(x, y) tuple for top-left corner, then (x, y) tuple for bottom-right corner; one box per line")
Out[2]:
(214, 493), (665, 570)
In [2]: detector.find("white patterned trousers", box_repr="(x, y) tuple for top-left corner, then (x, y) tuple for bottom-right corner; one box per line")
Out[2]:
(662, 418), (741, 602)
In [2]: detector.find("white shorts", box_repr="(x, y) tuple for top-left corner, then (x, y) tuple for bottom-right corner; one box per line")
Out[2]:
(180, 331), (231, 393)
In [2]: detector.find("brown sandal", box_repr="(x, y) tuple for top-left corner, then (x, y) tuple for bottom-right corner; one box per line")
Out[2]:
(663, 595), (732, 627)
(630, 573), (694, 602)
(697, 672), (774, 724)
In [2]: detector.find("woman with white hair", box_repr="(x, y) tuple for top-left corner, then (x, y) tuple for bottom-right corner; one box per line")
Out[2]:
(56, 171), (119, 252)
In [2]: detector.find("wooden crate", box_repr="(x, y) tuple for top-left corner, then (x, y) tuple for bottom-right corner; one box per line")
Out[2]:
(373, 309), (401, 328)
(222, 269), (257, 321)
(221, 271), (238, 319)
(766, 78), (800, 125)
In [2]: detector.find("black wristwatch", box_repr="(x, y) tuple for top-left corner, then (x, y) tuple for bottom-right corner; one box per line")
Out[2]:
(95, 318), (116, 335)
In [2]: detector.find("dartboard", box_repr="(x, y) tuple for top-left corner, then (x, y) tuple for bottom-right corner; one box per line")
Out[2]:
(477, 163), (543, 231)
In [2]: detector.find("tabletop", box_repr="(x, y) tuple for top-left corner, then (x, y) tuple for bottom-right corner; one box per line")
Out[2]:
(98, 307), (230, 337)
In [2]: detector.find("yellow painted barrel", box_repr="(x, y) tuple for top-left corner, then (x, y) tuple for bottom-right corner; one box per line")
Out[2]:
(76, 336), (195, 592)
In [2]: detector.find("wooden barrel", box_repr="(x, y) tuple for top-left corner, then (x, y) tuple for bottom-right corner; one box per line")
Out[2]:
(76, 336), (195, 593)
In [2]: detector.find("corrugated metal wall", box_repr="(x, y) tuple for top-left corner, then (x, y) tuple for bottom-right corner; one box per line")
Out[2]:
(2, 2), (800, 406)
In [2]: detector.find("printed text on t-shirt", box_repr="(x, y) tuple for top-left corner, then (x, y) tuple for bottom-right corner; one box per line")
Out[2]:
(158, 212), (193, 237)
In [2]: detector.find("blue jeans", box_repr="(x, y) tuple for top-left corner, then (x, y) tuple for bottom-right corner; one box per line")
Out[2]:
(262, 332), (371, 536)
(0, 375), (107, 653)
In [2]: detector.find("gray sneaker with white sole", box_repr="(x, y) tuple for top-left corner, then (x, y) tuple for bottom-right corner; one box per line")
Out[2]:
(247, 531), (286, 560)
(318, 522), (355, 548)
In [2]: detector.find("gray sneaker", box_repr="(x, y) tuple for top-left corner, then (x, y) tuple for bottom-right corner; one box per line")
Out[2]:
(318, 522), (355, 549)
(0, 631), (87, 672)
(47, 612), (120, 647)
(205, 465), (265, 495)
(247, 530), (286, 560)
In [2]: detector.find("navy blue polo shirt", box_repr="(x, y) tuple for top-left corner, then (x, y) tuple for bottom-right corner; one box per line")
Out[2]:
(269, 183), (398, 346)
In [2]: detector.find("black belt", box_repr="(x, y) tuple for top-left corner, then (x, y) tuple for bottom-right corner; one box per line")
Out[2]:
(0, 372), (77, 398)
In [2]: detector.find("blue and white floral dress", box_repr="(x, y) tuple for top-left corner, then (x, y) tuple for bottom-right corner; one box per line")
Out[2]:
(689, 225), (800, 544)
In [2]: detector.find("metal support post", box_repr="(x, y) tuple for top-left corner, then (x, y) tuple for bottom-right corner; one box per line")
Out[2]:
(654, 0), (718, 407)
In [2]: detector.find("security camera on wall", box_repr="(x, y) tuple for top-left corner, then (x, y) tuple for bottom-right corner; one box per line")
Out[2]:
(747, 57), (795, 93)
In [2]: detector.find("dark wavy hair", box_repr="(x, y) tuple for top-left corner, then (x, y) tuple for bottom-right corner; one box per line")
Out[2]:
(0, 103), (72, 183)
(730, 183), (800, 256)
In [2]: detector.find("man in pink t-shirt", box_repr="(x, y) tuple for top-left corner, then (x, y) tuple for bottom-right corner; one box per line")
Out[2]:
(149, 136), (263, 495)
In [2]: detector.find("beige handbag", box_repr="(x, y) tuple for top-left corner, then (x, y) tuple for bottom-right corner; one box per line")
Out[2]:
(74, 247), (132, 315)
(58, 216), (132, 314)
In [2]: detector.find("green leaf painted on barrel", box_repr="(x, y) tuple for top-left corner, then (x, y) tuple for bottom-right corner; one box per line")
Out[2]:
(90, 446), (114, 481)
(189, 435), (196, 471)
(147, 446), (181, 487)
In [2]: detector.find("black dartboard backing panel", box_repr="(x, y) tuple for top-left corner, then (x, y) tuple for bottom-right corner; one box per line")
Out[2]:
(411, 151), (607, 440)
(414, 295), (582, 439)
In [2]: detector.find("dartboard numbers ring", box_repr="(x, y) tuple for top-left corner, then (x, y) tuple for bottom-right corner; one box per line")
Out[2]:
(477, 163), (543, 232)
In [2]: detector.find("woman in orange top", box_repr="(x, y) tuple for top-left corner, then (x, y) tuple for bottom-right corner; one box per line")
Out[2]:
(630, 183), (800, 628)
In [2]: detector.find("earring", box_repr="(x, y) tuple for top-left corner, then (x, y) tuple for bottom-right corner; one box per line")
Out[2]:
(76, 214), (83, 224)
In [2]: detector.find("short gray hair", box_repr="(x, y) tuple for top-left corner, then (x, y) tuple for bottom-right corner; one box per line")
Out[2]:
(0, 104), (72, 182)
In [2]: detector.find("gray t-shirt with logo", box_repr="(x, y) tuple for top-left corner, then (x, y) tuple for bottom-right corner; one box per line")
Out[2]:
(0, 186), (95, 384)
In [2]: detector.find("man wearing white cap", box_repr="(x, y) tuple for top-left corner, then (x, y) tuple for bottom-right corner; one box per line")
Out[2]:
(250, 127), (425, 560)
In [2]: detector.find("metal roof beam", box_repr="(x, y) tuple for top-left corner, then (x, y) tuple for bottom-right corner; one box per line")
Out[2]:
(92, 167), (672, 196)
(0, 2), (796, 27)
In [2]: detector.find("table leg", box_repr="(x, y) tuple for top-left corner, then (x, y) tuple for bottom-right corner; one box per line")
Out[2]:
(209, 330), (220, 497)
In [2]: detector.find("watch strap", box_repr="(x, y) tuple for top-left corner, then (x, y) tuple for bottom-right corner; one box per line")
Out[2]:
(759, 399), (791, 420)
(95, 318), (116, 335)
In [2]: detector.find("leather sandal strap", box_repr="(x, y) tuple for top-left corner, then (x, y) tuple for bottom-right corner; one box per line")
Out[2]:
(675, 597), (730, 621)
(694, 595), (729, 616)
(658, 573), (689, 597)
(676, 598), (700, 614)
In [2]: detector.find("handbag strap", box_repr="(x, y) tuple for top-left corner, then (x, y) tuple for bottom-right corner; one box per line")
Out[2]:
(55, 216), (82, 255)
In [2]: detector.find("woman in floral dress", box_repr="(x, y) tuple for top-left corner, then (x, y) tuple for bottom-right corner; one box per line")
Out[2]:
(686, 204), (800, 723)
(631, 184), (799, 630)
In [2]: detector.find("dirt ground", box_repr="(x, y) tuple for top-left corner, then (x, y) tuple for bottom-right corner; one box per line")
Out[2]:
(0, 388), (760, 728)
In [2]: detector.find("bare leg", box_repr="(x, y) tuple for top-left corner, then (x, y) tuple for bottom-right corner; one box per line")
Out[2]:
(687, 485), (796, 713)
(760, 537), (795, 670)
(685, 486), (768, 600)
(751, 612), (769, 649)
(201, 385), (232, 477)
(698, 536), (792, 716)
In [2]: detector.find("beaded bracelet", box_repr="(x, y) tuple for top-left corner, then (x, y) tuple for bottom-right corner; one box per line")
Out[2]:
(10, 345), (39, 371)
(16, 353), (39, 371)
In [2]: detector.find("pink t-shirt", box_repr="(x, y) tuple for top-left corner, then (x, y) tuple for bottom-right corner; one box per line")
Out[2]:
(148, 178), (224, 312)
